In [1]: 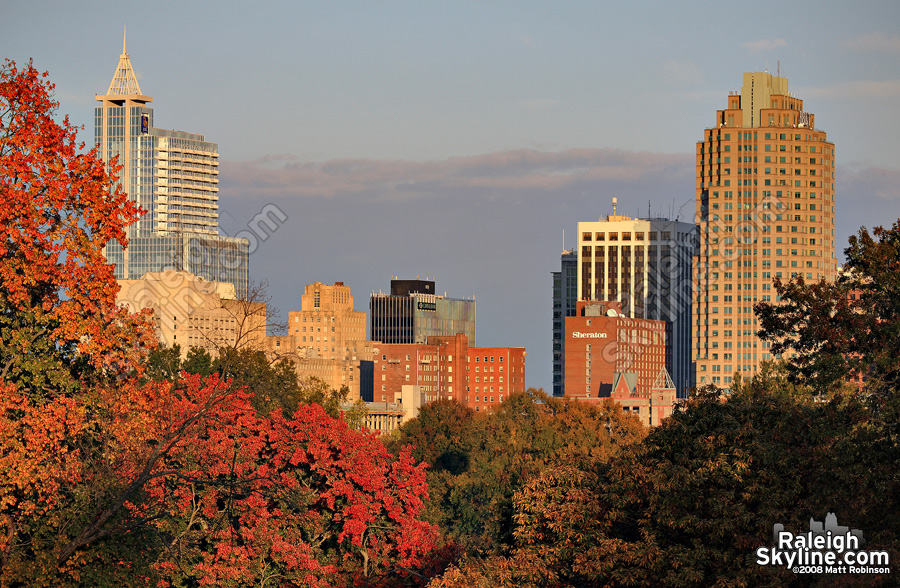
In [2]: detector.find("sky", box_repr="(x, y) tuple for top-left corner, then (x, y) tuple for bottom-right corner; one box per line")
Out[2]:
(4, 1), (900, 392)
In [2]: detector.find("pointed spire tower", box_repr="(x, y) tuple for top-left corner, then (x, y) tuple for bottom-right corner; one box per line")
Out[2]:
(95, 28), (153, 232)
(96, 28), (152, 103)
(96, 31), (250, 298)
(105, 28), (145, 97)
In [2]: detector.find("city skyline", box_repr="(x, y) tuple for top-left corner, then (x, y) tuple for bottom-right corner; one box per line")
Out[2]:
(4, 2), (900, 391)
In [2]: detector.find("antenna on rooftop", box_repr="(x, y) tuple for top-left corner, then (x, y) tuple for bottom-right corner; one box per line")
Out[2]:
(612, 197), (618, 217)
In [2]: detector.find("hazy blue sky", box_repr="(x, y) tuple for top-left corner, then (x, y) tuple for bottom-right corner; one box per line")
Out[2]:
(4, 1), (900, 391)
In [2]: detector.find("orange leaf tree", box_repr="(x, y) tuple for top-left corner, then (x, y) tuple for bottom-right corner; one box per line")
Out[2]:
(0, 61), (436, 586)
(0, 59), (150, 392)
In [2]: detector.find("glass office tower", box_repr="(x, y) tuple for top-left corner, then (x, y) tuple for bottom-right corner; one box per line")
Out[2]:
(96, 32), (249, 296)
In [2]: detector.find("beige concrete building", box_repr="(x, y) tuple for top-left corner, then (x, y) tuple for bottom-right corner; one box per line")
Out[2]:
(694, 72), (838, 387)
(117, 270), (266, 356)
(576, 210), (697, 395)
(285, 282), (375, 402)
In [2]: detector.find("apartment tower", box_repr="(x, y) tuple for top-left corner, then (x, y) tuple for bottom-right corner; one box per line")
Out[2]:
(96, 32), (250, 296)
(694, 72), (838, 387)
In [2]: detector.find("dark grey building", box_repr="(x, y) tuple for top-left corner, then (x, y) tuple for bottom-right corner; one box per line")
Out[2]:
(370, 279), (476, 345)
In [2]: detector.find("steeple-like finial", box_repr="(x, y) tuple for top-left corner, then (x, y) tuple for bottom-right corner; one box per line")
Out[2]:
(105, 27), (143, 96)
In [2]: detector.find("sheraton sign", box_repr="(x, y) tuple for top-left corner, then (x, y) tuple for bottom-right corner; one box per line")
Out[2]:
(572, 331), (609, 339)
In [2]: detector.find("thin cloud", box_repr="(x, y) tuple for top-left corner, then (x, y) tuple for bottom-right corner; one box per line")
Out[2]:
(839, 164), (900, 201)
(220, 149), (693, 200)
(803, 79), (900, 99)
(741, 38), (787, 53)
(842, 32), (900, 53)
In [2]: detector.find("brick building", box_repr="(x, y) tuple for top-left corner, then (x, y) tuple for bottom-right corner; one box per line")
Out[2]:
(563, 300), (667, 400)
(466, 346), (527, 412)
(373, 333), (526, 412)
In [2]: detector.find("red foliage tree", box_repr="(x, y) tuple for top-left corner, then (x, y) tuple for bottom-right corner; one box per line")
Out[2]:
(0, 60), (436, 586)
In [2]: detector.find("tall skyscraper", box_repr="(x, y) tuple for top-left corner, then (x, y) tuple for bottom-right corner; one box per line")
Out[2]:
(96, 33), (250, 296)
(693, 72), (838, 387)
(370, 279), (476, 346)
(551, 249), (577, 396)
(575, 209), (697, 396)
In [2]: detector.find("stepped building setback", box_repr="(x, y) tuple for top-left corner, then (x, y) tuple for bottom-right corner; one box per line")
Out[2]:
(693, 72), (838, 386)
(96, 32), (249, 296)
(285, 282), (375, 403)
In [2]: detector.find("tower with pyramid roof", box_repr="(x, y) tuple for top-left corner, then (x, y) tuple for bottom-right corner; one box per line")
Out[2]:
(96, 31), (250, 297)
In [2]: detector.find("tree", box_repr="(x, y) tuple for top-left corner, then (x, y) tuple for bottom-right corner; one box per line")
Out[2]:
(756, 220), (900, 395)
(182, 345), (214, 377)
(392, 391), (646, 558)
(0, 59), (151, 393)
(467, 366), (900, 588)
(135, 376), (437, 587)
(143, 343), (183, 383)
(0, 62), (438, 586)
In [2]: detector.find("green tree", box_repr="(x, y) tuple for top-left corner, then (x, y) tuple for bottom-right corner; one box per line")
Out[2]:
(393, 390), (646, 557)
(756, 220), (900, 395)
(181, 345), (214, 376)
(143, 344), (182, 383)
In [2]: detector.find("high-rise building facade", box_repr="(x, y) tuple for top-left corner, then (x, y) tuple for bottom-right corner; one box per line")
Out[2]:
(576, 213), (697, 396)
(694, 72), (838, 387)
(370, 279), (476, 346)
(96, 34), (249, 296)
(551, 249), (577, 396)
(285, 282), (374, 402)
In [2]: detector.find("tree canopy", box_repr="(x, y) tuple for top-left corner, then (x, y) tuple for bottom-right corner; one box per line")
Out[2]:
(0, 60), (434, 587)
(756, 220), (900, 395)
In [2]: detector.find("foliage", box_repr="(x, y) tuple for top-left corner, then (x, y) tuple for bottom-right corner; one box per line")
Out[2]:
(0, 62), (436, 586)
(141, 376), (437, 588)
(143, 343), (183, 383)
(213, 346), (302, 416)
(181, 346), (214, 377)
(391, 391), (646, 557)
(433, 365), (899, 588)
(0, 59), (152, 393)
(756, 220), (900, 395)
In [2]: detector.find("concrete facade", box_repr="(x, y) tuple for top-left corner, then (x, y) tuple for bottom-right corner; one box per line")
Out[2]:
(694, 72), (838, 387)
(116, 270), (265, 356)
(285, 282), (374, 402)
(576, 216), (696, 396)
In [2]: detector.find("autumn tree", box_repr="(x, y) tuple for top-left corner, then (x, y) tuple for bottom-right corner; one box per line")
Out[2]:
(0, 61), (437, 586)
(392, 391), (646, 557)
(443, 366), (898, 588)
(0, 59), (151, 392)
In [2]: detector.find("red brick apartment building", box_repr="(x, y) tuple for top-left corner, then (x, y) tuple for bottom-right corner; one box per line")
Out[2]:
(372, 334), (526, 411)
